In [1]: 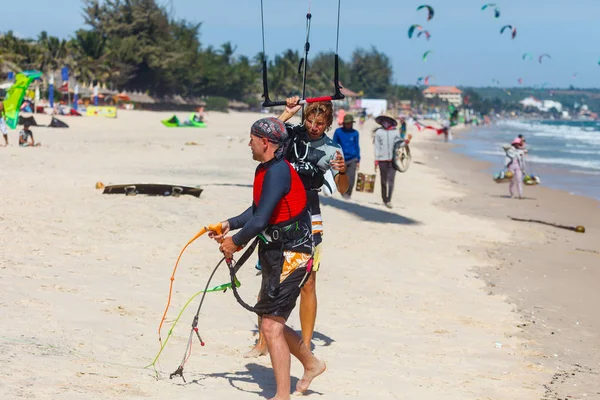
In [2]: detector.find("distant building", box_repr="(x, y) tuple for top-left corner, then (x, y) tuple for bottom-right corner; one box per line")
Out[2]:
(520, 96), (563, 112)
(422, 86), (463, 106)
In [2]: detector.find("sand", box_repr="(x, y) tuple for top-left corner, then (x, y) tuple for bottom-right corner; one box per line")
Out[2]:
(0, 110), (595, 399)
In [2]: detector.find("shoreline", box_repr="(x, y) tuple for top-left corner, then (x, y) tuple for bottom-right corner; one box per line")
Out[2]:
(410, 128), (600, 399)
(450, 122), (600, 202)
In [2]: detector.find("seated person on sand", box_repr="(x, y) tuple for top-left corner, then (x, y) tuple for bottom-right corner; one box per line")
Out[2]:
(19, 123), (40, 147)
(193, 106), (205, 123)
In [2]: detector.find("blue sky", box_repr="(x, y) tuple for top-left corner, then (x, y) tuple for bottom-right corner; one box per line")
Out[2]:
(4, 0), (600, 88)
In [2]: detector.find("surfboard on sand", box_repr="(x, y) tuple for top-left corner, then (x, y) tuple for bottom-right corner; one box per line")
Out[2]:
(102, 184), (203, 198)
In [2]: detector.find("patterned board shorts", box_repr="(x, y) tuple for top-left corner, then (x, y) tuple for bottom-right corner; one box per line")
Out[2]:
(255, 248), (312, 320)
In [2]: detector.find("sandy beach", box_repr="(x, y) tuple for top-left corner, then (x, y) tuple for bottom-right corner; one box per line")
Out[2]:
(1, 110), (597, 399)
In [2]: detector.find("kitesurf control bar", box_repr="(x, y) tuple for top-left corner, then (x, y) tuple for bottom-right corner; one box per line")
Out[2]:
(261, 55), (345, 107)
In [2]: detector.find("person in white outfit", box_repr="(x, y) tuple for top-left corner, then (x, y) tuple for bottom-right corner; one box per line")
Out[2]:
(505, 138), (526, 199)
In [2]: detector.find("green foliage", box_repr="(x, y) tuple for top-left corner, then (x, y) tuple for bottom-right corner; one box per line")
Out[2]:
(204, 96), (229, 112)
(348, 47), (393, 98)
(0, 0), (394, 104)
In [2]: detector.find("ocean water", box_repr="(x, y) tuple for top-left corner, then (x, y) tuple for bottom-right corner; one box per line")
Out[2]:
(453, 120), (600, 201)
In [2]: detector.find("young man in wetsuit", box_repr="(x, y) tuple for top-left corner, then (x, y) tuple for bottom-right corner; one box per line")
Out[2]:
(211, 117), (326, 399)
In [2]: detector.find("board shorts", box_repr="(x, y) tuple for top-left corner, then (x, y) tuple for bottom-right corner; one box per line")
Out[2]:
(255, 247), (312, 320)
(0, 118), (7, 135)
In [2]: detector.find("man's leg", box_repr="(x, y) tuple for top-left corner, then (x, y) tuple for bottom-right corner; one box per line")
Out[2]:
(347, 159), (358, 197)
(282, 324), (326, 394)
(261, 315), (292, 400)
(299, 272), (317, 350)
(262, 315), (326, 399)
(380, 162), (389, 203)
(387, 164), (397, 203)
(245, 289), (269, 358)
(2, 134), (7, 146)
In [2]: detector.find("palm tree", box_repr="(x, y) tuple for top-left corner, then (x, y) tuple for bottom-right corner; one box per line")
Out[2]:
(38, 31), (69, 73)
(69, 30), (111, 83)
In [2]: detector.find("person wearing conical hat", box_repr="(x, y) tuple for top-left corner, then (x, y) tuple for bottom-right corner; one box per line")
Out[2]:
(374, 115), (401, 208)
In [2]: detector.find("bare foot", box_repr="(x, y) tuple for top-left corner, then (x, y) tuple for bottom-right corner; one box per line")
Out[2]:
(294, 359), (326, 395)
(244, 345), (268, 358)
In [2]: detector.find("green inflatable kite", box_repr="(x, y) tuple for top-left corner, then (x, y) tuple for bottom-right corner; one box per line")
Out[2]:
(161, 114), (207, 128)
(3, 71), (42, 129)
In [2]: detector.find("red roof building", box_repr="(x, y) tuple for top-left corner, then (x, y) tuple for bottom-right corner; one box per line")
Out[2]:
(423, 86), (463, 105)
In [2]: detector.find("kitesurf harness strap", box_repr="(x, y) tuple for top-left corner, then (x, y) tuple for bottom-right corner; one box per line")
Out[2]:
(227, 238), (279, 314)
(260, 0), (345, 107)
(258, 207), (308, 246)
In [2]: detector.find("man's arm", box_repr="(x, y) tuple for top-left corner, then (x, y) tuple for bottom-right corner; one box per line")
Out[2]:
(231, 164), (290, 246)
(227, 207), (253, 231)
(330, 150), (349, 194)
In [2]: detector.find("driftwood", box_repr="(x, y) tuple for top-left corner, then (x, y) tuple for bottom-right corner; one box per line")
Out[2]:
(508, 216), (586, 234)
(576, 248), (599, 255)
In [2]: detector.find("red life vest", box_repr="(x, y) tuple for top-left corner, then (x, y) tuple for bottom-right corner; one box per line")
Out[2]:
(253, 160), (307, 225)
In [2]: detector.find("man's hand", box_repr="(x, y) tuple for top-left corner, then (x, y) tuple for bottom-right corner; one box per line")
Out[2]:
(285, 96), (302, 115)
(219, 236), (239, 259)
(278, 96), (302, 122)
(208, 221), (230, 243)
(356, 162), (360, 171)
(329, 150), (346, 173)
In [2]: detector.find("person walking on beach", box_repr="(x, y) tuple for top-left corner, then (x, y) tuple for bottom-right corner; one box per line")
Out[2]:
(245, 96), (349, 358)
(0, 101), (8, 146)
(374, 115), (401, 208)
(209, 117), (326, 399)
(505, 137), (527, 199)
(333, 114), (360, 199)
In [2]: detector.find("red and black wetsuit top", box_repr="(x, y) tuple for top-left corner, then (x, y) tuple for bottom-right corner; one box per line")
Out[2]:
(253, 160), (306, 224)
(228, 158), (312, 253)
